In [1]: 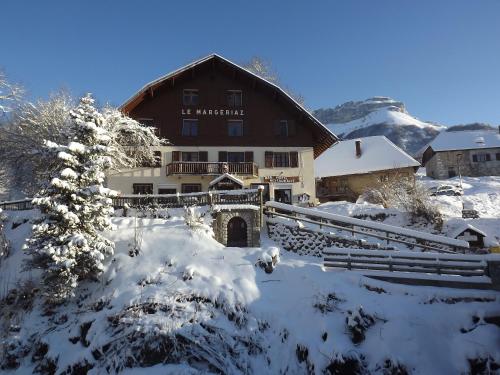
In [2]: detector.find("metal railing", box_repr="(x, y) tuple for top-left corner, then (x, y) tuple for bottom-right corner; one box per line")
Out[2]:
(166, 162), (258, 176)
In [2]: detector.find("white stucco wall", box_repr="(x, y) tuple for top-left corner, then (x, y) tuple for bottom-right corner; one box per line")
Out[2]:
(106, 146), (317, 204)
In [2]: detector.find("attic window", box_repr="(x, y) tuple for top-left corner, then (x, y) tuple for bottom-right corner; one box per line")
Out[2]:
(183, 89), (199, 106)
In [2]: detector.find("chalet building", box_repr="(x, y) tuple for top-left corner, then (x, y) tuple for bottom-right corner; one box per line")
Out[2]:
(106, 54), (337, 204)
(315, 136), (420, 202)
(422, 129), (500, 179)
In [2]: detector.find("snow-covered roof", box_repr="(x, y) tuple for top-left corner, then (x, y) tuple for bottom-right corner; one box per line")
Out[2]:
(428, 130), (500, 152)
(209, 173), (243, 187)
(315, 136), (420, 178)
(448, 223), (487, 239)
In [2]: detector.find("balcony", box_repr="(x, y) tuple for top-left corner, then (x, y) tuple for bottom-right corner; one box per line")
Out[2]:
(166, 162), (258, 176)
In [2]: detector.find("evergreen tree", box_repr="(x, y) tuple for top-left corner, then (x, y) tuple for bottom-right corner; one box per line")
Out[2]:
(25, 94), (116, 303)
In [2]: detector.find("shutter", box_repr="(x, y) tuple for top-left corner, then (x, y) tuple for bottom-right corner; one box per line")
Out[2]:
(265, 151), (274, 168)
(198, 151), (208, 162)
(472, 155), (478, 162)
(219, 151), (228, 162)
(288, 120), (296, 137)
(172, 151), (180, 162)
(273, 121), (281, 136)
(245, 151), (254, 162)
(290, 151), (299, 167)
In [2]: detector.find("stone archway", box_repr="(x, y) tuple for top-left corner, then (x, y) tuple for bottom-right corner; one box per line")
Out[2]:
(227, 216), (247, 247)
(214, 208), (260, 247)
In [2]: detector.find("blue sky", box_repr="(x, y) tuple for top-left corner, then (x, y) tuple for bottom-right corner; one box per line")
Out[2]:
(2, 0), (499, 126)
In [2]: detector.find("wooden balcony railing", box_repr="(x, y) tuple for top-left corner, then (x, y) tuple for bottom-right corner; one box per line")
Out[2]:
(166, 162), (258, 176)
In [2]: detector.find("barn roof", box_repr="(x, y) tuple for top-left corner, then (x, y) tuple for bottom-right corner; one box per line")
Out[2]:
(315, 136), (420, 178)
(120, 53), (338, 158)
(428, 130), (500, 152)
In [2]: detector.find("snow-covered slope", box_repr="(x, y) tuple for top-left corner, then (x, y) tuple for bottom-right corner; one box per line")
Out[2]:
(314, 97), (444, 154)
(1, 206), (499, 374)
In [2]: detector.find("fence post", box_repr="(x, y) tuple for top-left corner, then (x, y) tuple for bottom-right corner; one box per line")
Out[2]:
(258, 185), (264, 228)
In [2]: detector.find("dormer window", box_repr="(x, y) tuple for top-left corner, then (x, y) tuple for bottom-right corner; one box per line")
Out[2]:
(183, 89), (199, 106)
(227, 90), (242, 107)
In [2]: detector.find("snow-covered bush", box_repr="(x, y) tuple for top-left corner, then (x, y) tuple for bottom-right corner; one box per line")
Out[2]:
(24, 95), (117, 303)
(256, 247), (280, 274)
(345, 306), (376, 345)
(184, 206), (204, 229)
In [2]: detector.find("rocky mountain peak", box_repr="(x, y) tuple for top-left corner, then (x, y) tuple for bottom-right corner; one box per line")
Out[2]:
(314, 97), (407, 125)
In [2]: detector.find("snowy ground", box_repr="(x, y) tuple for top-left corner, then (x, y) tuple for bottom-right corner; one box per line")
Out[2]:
(0, 207), (499, 374)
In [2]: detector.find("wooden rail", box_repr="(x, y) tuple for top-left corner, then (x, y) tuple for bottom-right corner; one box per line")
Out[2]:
(323, 248), (487, 277)
(1, 189), (262, 211)
(166, 162), (258, 176)
(265, 201), (469, 253)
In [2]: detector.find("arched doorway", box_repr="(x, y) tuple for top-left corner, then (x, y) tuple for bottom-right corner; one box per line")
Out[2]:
(227, 217), (247, 247)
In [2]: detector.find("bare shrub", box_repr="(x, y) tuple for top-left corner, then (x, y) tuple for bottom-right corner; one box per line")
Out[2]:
(361, 170), (442, 226)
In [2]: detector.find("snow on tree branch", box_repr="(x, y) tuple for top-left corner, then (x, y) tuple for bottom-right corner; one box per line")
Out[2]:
(0, 71), (24, 114)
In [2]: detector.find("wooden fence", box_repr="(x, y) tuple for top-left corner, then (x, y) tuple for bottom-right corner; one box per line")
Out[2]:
(323, 248), (487, 277)
(265, 201), (469, 253)
(0, 189), (262, 211)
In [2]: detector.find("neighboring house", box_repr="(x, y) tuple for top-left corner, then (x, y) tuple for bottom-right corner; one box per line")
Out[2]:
(422, 129), (500, 179)
(315, 136), (420, 202)
(107, 54), (338, 204)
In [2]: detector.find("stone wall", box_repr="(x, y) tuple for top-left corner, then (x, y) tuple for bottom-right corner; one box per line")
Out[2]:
(213, 208), (261, 247)
(426, 148), (500, 179)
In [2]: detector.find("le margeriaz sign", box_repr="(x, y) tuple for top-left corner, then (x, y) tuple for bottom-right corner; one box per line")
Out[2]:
(181, 108), (244, 116)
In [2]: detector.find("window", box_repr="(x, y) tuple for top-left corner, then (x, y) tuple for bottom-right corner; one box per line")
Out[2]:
(228, 120), (243, 136)
(472, 153), (491, 162)
(181, 151), (200, 162)
(496, 153), (500, 161)
(273, 152), (290, 168)
(158, 188), (176, 195)
(183, 89), (199, 106)
(277, 120), (288, 137)
(182, 119), (198, 136)
(181, 184), (202, 193)
(219, 151), (253, 162)
(133, 183), (153, 195)
(274, 120), (296, 137)
(228, 152), (245, 163)
(448, 167), (456, 178)
(227, 90), (242, 107)
(274, 188), (292, 204)
(265, 151), (299, 168)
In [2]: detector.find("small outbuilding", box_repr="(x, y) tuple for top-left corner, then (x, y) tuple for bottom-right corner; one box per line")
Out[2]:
(449, 223), (486, 249)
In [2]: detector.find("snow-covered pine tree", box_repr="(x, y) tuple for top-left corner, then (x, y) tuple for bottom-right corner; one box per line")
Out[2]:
(25, 94), (116, 303)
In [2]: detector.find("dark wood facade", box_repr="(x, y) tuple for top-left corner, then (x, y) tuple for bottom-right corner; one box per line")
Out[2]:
(121, 54), (336, 157)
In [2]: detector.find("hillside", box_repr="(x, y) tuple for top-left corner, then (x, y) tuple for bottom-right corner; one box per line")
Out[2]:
(1, 195), (499, 374)
(314, 97), (443, 154)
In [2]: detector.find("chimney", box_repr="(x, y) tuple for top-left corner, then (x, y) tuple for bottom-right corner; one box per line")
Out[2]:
(355, 140), (362, 158)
